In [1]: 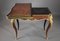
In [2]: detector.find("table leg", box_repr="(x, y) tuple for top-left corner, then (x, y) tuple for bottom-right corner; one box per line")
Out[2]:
(45, 17), (53, 40)
(46, 20), (51, 40)
(49, 14), (53, 31)
(44, 20), (47, 31)
(11, 19), (17, 38)
(16, 19), (19, 30)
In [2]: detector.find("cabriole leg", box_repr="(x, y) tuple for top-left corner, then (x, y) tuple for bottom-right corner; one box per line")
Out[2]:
(11, 19), (17, 38)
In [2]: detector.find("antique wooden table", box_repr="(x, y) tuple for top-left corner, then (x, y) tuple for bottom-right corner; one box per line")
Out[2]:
(7, 3), (53, 40)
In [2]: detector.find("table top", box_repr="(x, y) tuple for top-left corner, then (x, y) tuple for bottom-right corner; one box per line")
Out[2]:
(7, 3), (31, 17)
(31, 7), (51, 15)
(7, 3), (51, 19)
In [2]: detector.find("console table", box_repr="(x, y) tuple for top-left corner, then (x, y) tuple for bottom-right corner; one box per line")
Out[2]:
(7, 3), (53, 40)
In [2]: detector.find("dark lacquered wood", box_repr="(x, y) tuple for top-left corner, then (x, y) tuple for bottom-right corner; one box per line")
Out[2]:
(16, 19), (19, 30)
(31, 7), (51, 15)
(44, 20), (47, 31)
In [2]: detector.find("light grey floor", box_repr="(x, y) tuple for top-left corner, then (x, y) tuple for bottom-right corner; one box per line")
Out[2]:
(0, 15), (60, 41)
